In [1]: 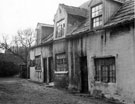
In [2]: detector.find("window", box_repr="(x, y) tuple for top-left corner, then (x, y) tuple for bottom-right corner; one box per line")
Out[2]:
(92, 4), (103, 28)
(56, 53), (67, 71)
(55, 19), (65, 38)
(35, 56), (41, 70)
(30, 60), (35, 67)
(94, 57), (116, 83)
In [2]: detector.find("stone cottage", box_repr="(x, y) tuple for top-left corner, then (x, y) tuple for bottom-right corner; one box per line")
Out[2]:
(29, 23), (54, 83)
(29, 0), (135, 103)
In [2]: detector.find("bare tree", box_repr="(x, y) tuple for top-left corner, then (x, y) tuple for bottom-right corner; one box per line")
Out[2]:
(0, 28), (35, 64)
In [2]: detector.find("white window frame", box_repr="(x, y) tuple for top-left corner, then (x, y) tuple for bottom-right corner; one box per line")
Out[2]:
(55, 53), (67, 72)
(55, 19), (65, 39)
(91, 4), (103, 28)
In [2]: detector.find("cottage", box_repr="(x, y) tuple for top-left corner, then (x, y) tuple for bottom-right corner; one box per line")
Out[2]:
(67, 0), (135, 103)
(29, 0), (135, 103)
(29, 23), (54, 83)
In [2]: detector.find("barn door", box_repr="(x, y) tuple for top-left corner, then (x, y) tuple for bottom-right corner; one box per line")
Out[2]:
(80, 56), (88, 93)
(43, 58), (47, 83)
(48, 57), (53, 82)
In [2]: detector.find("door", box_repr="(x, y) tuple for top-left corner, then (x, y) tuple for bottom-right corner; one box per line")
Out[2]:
(43, 58), (47, 83)
(48, 57), (53, 82)
(80, 56), (88, 93)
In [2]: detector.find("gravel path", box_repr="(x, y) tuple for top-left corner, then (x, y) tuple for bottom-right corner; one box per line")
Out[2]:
(0, 78), (114, 104)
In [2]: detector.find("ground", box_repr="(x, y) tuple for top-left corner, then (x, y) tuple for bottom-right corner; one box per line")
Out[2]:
(0, 78), (116, 104)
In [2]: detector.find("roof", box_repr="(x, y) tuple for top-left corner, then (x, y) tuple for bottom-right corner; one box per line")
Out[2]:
(112, 0), (126, 3)
(42, 33), (53, 43)
(67, 18), (89, 38)
(37, 23), (54, 28)
(31, 33), (53, 49)
(104, 0), (135, 28)
(79, 0), (91, 9)
(60, 4), (88, 18)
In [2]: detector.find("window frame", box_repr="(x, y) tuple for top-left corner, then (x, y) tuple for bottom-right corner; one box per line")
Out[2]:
(91, 3), (103, 28)
(35, 55), (41, 70)
(55, 53), (67, 73)
(94, 57), (116, 83)
(55, 19), (65, 39)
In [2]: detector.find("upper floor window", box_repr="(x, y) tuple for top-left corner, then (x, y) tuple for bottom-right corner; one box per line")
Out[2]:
(92, 4), (103, 28)
(55, 19), (65, 39)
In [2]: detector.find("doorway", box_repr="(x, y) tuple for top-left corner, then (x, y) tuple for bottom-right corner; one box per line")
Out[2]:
(43, 58), (47, 83)
(80, 56), (88, 93)
(48, 57), (53, 82)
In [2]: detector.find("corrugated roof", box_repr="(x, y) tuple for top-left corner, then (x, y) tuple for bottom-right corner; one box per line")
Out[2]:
(60, 4), (88, 18)
(105, 0), (135, 28)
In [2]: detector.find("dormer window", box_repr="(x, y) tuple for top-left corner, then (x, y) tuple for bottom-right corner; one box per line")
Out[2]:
(92, 4), (103, 28)
(55, 19), (65, 39)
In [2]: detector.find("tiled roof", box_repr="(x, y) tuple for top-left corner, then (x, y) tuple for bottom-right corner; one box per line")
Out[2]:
(79, 0), (91, 9)
(105, 0), (135, 28)
(66, 19), (89, 38)
(31, 33), (53, 49)
(60, 4), (88, 18)
(42, 33), (53, 43)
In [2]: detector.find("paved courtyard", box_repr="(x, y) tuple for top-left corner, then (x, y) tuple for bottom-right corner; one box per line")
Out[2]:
(0, 78), (117, 104)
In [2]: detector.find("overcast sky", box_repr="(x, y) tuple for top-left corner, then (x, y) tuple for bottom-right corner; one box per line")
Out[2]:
(0, 0), (88, 41)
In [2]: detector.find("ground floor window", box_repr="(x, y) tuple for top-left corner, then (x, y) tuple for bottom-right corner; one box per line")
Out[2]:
(55, 53), (67, 71)
(94, 57), (116, 83)
(35, 55), (41, 70)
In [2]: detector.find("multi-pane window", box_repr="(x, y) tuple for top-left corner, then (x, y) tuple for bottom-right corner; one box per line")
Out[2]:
(94, 57), (116, 83)
(35, 56), (41, 70)
(30, 60), (35, 67)
(56, 53), (67, 71)
(55, 19), (65, 38)
(92, 4), (103, 28)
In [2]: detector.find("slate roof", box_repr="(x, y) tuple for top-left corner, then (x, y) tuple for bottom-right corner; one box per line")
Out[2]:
(104, 0), (135, 28)
(79, 0), (91, 9)
(42, 33), (53, 43)
(60, 4), (88, 18)
(31, 33), (53, 49)
(67, 19), (89, 38)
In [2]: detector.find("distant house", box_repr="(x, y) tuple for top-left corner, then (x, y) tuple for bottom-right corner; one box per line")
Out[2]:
(29, 23), (54, 82)
(29, 0), (135, 103)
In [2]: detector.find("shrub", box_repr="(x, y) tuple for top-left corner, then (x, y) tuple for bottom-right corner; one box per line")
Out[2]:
(0, 61), (20, 77)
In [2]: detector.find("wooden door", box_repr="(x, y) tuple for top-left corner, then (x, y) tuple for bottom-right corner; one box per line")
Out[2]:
(48, 57), (53, 82)
(80, 56), (88, 93)
(43, 58), (47, 83)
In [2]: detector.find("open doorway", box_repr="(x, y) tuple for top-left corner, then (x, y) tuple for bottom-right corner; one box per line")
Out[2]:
(80, 56), (88, 93)
(48, 57), (53, 82)
(43, 58), (47, 83)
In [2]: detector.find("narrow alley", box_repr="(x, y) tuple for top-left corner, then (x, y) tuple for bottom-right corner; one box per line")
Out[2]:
(0, 78), (117, 104)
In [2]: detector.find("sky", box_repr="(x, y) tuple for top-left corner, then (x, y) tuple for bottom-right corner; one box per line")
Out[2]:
(0, 0), (88, 41)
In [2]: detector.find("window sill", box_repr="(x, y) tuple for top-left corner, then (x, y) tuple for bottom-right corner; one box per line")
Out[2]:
(92, 25), (103, 31)
(95, 81), (116, 84)
(54, 36), (65, 41)
(35, 70), (42, 72)
(54, 71), (68, 74)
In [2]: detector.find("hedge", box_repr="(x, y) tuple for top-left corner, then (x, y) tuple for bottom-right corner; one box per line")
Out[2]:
(0, 61), (20, 77)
